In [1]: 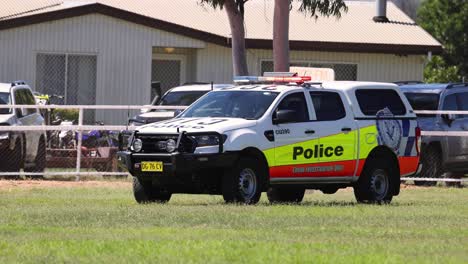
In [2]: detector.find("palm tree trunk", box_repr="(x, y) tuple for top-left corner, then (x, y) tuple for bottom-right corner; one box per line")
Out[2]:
(225, 0), (249, 76)
(273, 0), (290, 72)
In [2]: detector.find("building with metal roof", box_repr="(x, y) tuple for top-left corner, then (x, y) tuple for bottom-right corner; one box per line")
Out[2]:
(0, 0), (442, 123)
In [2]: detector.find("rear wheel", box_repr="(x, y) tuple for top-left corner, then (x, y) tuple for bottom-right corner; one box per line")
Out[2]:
(445, 172), (464, 188)
(267, 186), (305, 204)
(354, 159), (394, 204)
(416, 146), (440, 186)
(222, 157), (262, 204)
(133, 177), (171, 204)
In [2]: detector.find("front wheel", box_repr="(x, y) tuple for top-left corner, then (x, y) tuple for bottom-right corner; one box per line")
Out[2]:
(267, 186), (305, 204)
(415, 146), (440, 186)
(133, 177), (171, 204)
(222, 157), (262, 204)
(25, 138), (46, 179)
(0, 139), (22, 179)
(354, 159), (394, 204)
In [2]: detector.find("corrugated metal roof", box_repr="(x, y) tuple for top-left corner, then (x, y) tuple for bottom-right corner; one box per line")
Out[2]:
(0, 0), (441, 49)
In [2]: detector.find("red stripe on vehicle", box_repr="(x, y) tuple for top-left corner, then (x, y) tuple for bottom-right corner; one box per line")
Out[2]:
(269, 160), (357, 178)
(398, 156), (419, 175)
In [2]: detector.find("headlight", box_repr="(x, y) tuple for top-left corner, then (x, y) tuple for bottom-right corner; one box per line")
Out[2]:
(166, 139), (177, 152)
(191, 135), (227, 147)
(132, 138), (143, 152)
(0, 132), (9, 140)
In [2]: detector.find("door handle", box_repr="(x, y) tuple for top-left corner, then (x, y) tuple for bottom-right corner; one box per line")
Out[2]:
(305, 130), (315, 134)
(341, 127), (352, 132)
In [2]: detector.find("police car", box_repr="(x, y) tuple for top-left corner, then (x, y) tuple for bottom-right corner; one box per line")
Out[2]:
(118, 74), (421, 204)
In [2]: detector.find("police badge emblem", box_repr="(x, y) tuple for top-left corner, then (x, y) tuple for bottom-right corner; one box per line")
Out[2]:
(376, 107), (402, 154)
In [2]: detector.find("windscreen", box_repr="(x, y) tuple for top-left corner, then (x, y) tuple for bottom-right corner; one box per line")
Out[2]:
(181, 91), (279, 120)
(404, 93), (440, 117)
(158, 91), (207, 106)
(0, 92), (11, 114)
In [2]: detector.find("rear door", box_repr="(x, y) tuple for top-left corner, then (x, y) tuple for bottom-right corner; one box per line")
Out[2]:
(307, 91), (358, 178)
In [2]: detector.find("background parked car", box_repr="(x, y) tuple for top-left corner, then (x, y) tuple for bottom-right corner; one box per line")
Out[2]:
(128, 83), (232, 126)
(0, 81), (46, 177)
(398, 82), (468, 186)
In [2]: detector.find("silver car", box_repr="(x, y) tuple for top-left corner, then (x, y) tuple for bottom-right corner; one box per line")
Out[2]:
(0, 81), (46, 177)
(399, 83), (468, 186)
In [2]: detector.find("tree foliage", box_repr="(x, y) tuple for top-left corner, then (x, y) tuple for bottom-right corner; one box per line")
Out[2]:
(198, 0), (248, 16)
(418, 0), (468, 82)
(296, 0), (348, 19)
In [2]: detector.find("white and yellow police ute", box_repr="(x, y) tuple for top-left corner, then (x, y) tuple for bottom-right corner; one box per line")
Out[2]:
(118, 74), (422, 204)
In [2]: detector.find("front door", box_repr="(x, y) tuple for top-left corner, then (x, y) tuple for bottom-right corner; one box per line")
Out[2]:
(441, 91), (468, 165)
(271, 91), (317, 180)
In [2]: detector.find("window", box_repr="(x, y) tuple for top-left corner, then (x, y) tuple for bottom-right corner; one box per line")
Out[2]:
(0, 92), (11, 114)
(36, 53), (97, 122)
(442, 94), (458, 110)
(403, 93), (440, 117)
(356, 89), (406, 115)
(181, 91), (279, 120)
(260, 60), (357, 81)
(14, 89), (36, 116)
(456, 92), (468, 118)
(158, 91), (207, 107)
(309, 91), (346, 121)
(275, 92), (309, 123)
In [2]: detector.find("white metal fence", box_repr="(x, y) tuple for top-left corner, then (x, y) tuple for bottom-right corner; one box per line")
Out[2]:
(0, 105), (466, 184)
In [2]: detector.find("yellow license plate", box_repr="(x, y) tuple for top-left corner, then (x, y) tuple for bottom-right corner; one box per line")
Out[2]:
(141, 161), (163, 172)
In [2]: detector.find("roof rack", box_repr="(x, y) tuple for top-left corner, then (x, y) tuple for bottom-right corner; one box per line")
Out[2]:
(393, 81), (424, 86)
(182, 82), (210, 86)
(11, 80), (26, 87)
(447, 83), (468, 89)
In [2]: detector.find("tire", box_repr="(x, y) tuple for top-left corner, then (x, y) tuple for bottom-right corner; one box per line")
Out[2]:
(0, 139), (22, 179)
(133, 177), (171, 204)
(267, 186), (305, 204)
(26, 138), (46, 179)
(321, 187), (339, 194)
(354, 158), (394, 204)
(445, 172), (464, 188)
(415, 146), (441, 186)
(222, 157), (262, 204)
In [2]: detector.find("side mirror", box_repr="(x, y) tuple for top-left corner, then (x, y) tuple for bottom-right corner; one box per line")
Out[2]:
(140, 105), (152, 114)
(273, 109), (297, 125)
(15, 108), (23, 118)
(174, 109), (183, 117)
(442, 113), (456, 126)
(118, 130), (133, 151)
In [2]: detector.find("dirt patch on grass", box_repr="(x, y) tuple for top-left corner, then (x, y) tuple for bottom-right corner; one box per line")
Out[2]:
(0, 180), (131, 190)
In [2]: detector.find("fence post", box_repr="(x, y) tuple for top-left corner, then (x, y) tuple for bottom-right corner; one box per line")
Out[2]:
(75, 107), (83, 181)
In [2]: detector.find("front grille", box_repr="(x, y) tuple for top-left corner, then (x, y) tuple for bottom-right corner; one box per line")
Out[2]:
(138, 134), (179, 153)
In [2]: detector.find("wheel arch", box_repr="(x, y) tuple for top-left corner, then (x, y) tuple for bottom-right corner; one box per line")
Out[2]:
(362, 145), (400, 195)
(240, 147), (270, 191)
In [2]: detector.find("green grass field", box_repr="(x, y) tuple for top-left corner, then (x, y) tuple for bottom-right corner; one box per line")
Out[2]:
(0, 181), (467, 263)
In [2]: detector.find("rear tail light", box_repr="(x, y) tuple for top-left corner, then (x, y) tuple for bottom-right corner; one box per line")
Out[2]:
(415, 126), (421, 155)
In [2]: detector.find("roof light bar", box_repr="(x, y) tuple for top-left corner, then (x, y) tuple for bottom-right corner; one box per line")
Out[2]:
(234, 76), (311, 84)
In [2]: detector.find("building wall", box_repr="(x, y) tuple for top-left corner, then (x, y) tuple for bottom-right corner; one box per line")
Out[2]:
(0, 14), (205, 124)
(197, 43), (426, 83)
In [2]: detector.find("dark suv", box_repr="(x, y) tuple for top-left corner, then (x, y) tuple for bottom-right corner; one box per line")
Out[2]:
(398, 83), (468, 186)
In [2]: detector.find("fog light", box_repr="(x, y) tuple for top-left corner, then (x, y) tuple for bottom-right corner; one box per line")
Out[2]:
(132, 139), (143, 152)
(166, 139), (176, 152)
